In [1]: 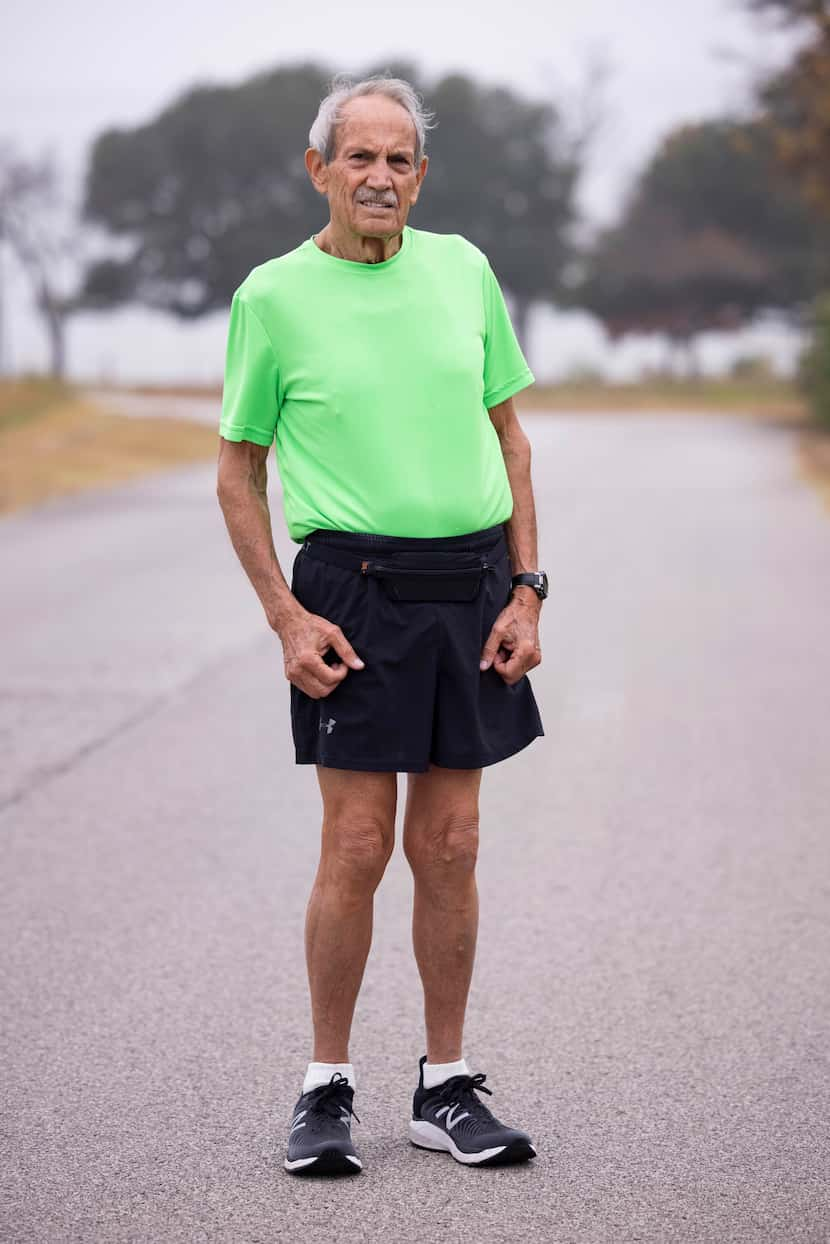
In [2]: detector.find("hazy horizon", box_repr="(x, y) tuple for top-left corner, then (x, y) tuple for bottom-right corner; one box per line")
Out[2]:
(1, 0), (804, 382)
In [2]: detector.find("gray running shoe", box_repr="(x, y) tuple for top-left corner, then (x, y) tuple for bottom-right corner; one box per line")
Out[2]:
(284, 1072), (362, 1175)
(410, 1054), (537, 1166)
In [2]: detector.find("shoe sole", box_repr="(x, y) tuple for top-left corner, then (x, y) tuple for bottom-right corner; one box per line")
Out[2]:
(284, 1149), (362, 1175)
(409, 1119), (537, 1166)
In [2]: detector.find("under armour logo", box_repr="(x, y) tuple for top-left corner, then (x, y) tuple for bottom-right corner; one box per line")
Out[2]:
(319, 716), (336, 734)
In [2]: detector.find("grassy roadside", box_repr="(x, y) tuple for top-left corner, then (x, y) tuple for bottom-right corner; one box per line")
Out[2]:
(0, 377), (218, 516)
(122, 375), (807, 417)
(519, 377), (808, 418)
(1, 374), (828, 518)
(798, 426), (830, 513)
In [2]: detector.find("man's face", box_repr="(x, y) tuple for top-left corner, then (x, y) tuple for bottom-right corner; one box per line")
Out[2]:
(306, 95), (428, 239)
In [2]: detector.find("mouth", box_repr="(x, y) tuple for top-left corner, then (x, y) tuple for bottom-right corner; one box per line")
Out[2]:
(357, 201), (396, 210)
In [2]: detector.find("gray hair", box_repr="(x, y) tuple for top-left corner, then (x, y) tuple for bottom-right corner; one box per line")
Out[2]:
(308, 73), (437, 166)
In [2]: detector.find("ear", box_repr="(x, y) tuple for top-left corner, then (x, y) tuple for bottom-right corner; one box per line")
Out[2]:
(305, 147), (329, 197)
(410, 154), (428, 205)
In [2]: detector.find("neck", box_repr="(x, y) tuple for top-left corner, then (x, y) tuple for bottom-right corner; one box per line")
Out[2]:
(314, 223), (403, 264)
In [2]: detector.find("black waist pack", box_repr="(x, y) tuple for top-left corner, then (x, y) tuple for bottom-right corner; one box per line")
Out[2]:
(364, 558), (489, 602)
(301, 541), (499, 602)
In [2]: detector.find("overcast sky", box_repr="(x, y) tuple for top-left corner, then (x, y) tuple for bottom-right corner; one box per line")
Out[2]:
(1, 0), (803, 381)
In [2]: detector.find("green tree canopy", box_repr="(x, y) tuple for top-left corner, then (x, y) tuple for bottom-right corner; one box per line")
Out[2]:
(747, 0), (829, 19)
(79, 62), (331, 318)
(76, 59), (581, 345)
(572, 118), (829, 345)
(750, 2), (830, 218)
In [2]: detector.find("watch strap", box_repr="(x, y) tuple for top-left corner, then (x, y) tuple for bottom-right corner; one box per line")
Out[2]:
(510, 571), (548, 599)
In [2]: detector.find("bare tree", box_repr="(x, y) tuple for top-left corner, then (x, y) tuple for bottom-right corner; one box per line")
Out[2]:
(0, 140), (90, 378)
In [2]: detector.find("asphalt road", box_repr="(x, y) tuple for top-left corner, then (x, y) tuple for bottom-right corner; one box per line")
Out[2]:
(2, 412), (829, 1243)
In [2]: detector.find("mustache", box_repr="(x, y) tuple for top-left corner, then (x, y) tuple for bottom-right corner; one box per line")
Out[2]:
(355, 193), (397, 206)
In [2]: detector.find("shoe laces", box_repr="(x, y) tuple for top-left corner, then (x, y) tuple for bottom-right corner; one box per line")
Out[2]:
(304, 1072), (361, 1124)
(431, 1071), (495, 1122)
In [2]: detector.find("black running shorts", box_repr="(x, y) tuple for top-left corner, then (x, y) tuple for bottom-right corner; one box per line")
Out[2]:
(288, 522), (544, 773)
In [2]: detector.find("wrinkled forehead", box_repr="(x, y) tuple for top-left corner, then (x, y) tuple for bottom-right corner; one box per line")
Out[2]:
(336, 97), (418, 159)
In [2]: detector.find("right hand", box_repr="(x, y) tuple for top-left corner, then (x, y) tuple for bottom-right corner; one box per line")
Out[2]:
(278, 604), (365, 699)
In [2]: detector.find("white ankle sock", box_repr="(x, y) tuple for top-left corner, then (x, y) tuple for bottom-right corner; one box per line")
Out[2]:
(303, 1061), (355, 1094)
(422, 1057), (470, 1090)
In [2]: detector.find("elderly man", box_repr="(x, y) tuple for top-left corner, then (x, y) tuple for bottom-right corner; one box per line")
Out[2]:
(217, 73), (547, 1176)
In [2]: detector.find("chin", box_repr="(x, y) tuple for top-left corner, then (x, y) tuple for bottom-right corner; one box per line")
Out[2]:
(355, 218), (401, 236)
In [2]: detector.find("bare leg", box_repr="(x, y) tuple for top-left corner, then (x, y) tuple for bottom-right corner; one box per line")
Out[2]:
(305, 766), (397, 1062)
(403, 764), (482, 1063)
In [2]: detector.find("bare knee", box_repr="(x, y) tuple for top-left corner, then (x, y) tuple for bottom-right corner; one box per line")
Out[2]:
(320, 814), (394, 903)
(404, 811), (479, 890)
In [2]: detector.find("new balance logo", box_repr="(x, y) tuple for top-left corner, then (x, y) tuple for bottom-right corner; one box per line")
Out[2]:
(319, 716), (336, 734)
(444, 1103), (470, 1131)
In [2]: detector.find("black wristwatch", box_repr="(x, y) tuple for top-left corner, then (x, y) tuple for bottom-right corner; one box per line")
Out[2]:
(510, 571), (549, 601)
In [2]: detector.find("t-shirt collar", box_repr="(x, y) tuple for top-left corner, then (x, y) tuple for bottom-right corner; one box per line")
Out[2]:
(308, 226), (410, 270)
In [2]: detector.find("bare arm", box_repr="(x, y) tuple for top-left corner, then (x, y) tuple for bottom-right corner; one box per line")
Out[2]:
(216, 436), (297, 630)
(216, 437), (364, 697)
(478, 396), (542, 682)
(486, 395), (540, 589)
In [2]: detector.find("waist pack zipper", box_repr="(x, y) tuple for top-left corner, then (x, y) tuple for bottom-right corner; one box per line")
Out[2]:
(359, 560), (495, 576)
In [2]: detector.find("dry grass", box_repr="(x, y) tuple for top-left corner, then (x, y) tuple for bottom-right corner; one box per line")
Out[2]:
(0, 376), (77, 428)
(798, 426), (830, 514)
(517, 378), (808, 419)
(119, 376), (809, 418)
(2, 374), (829, 519)
(0, 378), (218, 516)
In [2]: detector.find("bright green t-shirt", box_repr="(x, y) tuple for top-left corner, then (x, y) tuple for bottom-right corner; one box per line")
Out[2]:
(219, 224), (535, 543)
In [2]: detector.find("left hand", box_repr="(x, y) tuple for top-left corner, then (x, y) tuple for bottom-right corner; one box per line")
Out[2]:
(479, 588), (542, 685)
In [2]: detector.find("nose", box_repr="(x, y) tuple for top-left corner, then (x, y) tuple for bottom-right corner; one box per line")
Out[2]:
(365, 156), (393, 187)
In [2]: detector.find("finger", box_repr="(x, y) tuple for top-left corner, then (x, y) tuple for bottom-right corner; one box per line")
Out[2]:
(287, 662), (331, 697)
(493, 647), (515, 674)
(512, 643), (542, 666)
(299, 662), (350, 698)
(493, 646), (527, 683)
(310, 652), (352, 687)
(289, 649), (350, 693)
(479, 625), (504, 670)
(327, 624), (365, 670)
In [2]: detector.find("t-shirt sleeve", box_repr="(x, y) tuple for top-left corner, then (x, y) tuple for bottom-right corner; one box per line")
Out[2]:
(219, 291), (280, 446)
(481, 257), (535, 407)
